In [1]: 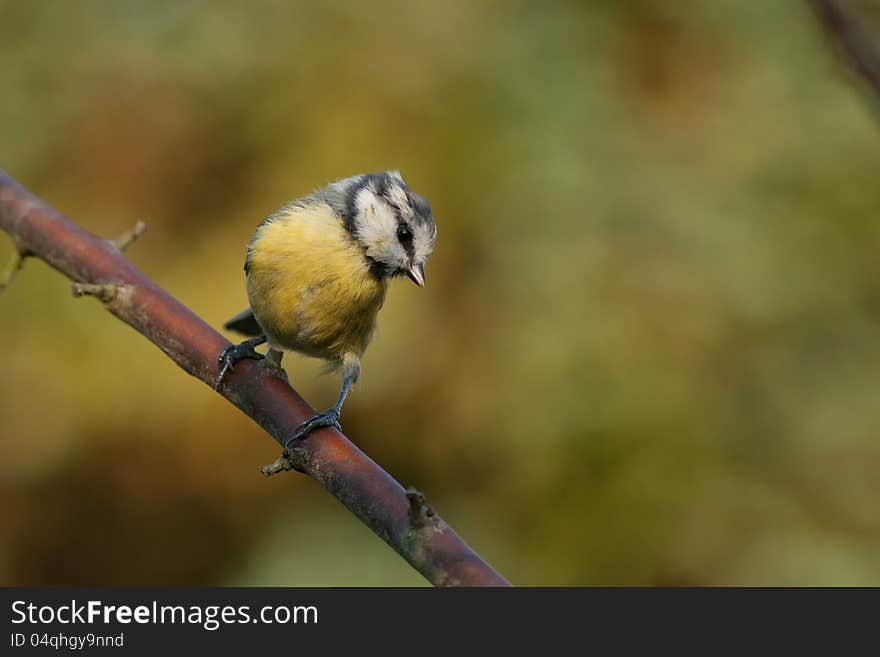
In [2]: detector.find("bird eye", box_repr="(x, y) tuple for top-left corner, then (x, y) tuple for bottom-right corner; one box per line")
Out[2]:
(397, 224), (413, 245)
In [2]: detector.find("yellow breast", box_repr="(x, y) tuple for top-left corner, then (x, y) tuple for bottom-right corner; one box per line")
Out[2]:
(245, 202), (388, 362)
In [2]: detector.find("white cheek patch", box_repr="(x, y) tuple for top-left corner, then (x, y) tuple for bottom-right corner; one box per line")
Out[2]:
(354, 187), (376, 219)
(412, 221), (436, 263)
(354, 187), (407, 266)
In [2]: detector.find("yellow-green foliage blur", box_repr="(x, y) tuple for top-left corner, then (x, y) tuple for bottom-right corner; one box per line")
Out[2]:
(2, 0), (880, 585)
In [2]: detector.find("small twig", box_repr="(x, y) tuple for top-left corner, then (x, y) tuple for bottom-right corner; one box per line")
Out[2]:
(111, 220), (147, 252)
(261, 453), (295, 477)
(262, 445), (309, 476)
(808, 0), (880, 103)
(0, 249), (26, 293)
(71, 282), (119, 303)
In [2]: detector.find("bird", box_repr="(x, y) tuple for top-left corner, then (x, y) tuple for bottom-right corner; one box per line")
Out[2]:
(216, 170), (437, 447)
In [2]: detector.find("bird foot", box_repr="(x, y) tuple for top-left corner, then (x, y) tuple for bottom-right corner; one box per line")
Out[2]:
(214, 340), (264, 390)
(283, 410), (341, 448)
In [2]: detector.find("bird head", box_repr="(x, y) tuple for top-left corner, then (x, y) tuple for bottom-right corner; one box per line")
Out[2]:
(343, 171), (437, 286)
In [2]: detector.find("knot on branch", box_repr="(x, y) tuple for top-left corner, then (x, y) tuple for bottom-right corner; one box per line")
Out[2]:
(72, 282), (120, 303)
(406, 486), (437, 530)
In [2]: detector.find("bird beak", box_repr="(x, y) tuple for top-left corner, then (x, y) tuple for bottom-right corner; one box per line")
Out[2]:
(405, 263), (426, 287)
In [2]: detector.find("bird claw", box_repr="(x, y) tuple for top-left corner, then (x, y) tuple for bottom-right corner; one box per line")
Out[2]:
(214, 341), (263, 390)
(283, 410), (341, 449)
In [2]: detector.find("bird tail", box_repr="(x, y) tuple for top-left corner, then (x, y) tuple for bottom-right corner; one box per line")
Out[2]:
(223, 308), (263, 336)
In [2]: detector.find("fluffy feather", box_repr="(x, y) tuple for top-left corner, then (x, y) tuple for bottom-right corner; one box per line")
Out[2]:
(245, 201), (388, 364)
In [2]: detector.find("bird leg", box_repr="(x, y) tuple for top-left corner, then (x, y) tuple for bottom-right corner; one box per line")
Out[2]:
(214, 335), (267, 390)
(283, 376), (353, 447)
(266, 348), (283, 366)
(262, 347), (288, 380)
(284, 371), (355, 448)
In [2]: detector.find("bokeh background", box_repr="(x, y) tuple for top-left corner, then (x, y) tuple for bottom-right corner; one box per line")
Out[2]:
(2, 0), (880, 586)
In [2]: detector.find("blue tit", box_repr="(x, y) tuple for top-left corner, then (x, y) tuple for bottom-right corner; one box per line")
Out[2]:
(216, 171), (437, 446)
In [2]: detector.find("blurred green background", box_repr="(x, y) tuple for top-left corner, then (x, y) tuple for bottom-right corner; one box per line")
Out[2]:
(2, 0), (880, 586)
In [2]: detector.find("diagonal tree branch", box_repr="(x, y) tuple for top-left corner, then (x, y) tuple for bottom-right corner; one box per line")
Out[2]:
(808, 0), (880, 102)
(0, 170), (510, 587)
